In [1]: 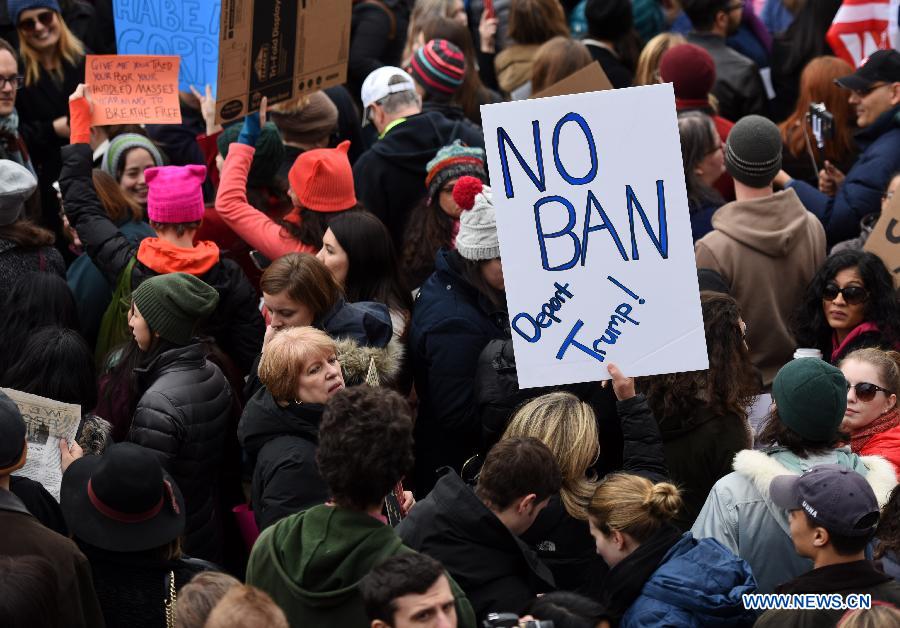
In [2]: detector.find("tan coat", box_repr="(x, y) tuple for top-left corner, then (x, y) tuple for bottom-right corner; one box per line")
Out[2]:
(495, 44), (539, 95)
(695, 189), (826, 385)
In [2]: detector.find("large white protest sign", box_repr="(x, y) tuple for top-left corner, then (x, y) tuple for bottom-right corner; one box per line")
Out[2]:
(480, 83), (708, 388)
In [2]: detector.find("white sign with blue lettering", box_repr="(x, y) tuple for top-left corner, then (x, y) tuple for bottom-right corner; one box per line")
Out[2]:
(480, 83), (708, 388)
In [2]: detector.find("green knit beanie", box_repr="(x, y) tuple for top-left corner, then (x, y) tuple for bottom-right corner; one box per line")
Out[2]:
(772, 358), (848, 442)
(217, 122), (285, 187)
(132, 273), (220, 345)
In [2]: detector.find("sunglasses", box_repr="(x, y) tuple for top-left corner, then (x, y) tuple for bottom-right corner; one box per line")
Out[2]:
(847, 381), (893, 402)
(19, 10), (54, 33)
(822, 283), (868, 305)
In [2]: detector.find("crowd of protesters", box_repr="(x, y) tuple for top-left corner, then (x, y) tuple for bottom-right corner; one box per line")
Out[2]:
(3, 0), (900, 627)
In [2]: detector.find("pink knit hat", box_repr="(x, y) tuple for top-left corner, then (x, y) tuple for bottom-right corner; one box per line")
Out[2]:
(145, 165), (207, 223)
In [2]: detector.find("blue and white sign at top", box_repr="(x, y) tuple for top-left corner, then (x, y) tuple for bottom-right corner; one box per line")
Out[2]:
(113, 0), (220, 95)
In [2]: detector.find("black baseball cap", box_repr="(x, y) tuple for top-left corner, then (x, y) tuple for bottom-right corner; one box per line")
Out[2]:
(770, 464), (880, 537)
(835, 49), (900, 91)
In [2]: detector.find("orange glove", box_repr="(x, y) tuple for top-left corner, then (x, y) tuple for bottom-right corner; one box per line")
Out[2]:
(68, 97), (91, 145)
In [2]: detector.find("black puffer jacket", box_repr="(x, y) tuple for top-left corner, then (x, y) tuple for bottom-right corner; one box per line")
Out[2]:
(127, 344), (233, 562)
(237, 389), (329, 531)
(59, 143), (264, 375)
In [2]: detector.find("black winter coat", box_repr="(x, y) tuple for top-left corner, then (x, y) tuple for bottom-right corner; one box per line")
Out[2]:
(0, 236), (65, 293)
(347, 0), (411, 105)
(59, 143), (264, 374)
(237, 388), (329, 531)
(410, 250), (507, 494)
(397, 469), (555, 620)
(127, 344), (233, 563)
(353, 112), (486, 246)
(656, 404), (751, 531)
(16, 56), (85, 234)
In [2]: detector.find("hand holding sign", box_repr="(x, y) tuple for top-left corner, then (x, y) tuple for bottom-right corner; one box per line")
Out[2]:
(86, 55), (182, 125)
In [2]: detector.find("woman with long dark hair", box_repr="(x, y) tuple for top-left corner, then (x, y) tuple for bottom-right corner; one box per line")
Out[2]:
(677, 111), (724, 241)
(410, 176), (508, 494)
(640, 292), (760, 529)
(96, 272), (233, 563)
(792, 250), (900, 364)
(402, 140), (487, 291)
(318, 210), (412, 337)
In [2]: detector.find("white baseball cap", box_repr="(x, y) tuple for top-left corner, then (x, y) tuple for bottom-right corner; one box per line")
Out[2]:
(360, 66), (417, 124)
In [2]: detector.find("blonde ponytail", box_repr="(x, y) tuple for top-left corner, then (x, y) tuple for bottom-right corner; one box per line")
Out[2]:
(589, 474), (682, 543)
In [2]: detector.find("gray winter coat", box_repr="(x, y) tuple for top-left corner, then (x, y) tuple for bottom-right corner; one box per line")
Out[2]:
(691, 447), (897, 594)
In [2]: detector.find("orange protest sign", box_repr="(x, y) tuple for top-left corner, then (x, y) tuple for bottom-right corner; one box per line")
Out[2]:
(86, 55), (182, 125)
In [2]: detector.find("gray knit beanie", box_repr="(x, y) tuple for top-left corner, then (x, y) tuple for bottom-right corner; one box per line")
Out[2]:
(454, 178), (500, 261)
(102, 133), (165, 180)
(724, 115), (783, 188)
(132, 273), (219, 345)
(0, 160), (37, 226)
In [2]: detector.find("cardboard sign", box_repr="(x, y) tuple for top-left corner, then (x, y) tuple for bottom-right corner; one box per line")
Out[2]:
(480, 84), (708, 388)
(531, 62), (613, 99)
(864, 191), (900, 288)
(114, 0), (220, 94)
(86, 55), (182, 125)
(215, 0), (351, 124)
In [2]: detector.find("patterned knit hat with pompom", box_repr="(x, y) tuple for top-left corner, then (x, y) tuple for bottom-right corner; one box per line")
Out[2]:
(452, 176), (500, 261)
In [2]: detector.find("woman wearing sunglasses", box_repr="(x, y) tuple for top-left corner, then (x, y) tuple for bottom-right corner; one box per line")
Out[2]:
(840, 348), (900, 475)
(10, 1), (86, 238)
(793, 250), (900, 364)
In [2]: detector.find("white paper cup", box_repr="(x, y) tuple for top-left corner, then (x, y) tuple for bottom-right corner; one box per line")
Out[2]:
(793, 348), (823, 360)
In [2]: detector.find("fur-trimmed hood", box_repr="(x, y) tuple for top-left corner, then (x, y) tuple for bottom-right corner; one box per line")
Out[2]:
(732, 447), (897, 537)
(335, 336), (404, 387)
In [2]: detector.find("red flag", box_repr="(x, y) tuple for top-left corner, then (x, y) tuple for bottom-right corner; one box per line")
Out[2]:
(827, 0), (894, 67)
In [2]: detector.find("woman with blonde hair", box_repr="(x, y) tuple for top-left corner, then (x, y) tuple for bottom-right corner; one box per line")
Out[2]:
(588, 474), (757, 626)
(494, 0), (569, 96)
(237, 326), (345, 530)
(633, 32), (685, 87)
(12, 0), (87, 235)
(501, 365), (668, 593)
(779, 56), (858, 185)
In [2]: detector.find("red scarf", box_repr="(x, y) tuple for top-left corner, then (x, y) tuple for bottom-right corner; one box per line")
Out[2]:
(851, 408), (900, 453)
(831, 321), (881, 362)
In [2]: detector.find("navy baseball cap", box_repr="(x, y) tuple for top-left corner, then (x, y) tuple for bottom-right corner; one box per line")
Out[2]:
(835, 49), (900, 91)
(770, 464), (880, 536)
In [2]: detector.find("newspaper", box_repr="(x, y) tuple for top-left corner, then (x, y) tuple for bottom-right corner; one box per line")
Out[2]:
(2, 388), (80, 501)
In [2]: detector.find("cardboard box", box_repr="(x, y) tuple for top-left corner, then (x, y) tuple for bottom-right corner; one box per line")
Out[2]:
(215, 0), (351, 124)
(864, 192), (900, 288)
(531, 62), (613, 99)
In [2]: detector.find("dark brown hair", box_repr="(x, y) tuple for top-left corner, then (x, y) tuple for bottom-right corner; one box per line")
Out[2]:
(756, 406), (844, 457)
(641, 292), (759, 424)
(0, 219), (55, 247)
(92, 169), (142, 223)
(317, 387), (414, 511)
(475, 437), (562, 510)
(531, 37), (593, 94)
(259, 253), (341, 320)
(149, 220), (201, 238)
(401, 197), (457, 290)
(508, 0), (569, 45)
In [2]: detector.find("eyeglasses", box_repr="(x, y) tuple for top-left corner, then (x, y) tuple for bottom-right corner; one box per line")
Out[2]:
(847, 381), (893, 402)
(822, 282), (869, 305)
(850, 82), (888, 98)
(0, 75), (23, 89)
(18, 10), (55, 32)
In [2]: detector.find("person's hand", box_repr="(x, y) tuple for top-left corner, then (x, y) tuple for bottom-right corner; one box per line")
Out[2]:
(479, 12), (498, 54)
(818, 160), (845, 196)
(190, 83), (220, 135)
(400, 490), (415, 516)
(237, 96), (267, 147)
(59, 438), (83, 473)
(772, 170), (791, 190)
(606, 363), (636, 401)
(68, 82), (91, 104)
(52, 115), (70, 139)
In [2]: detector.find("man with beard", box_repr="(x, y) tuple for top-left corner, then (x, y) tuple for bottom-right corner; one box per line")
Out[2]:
(682, 0), (768, 121)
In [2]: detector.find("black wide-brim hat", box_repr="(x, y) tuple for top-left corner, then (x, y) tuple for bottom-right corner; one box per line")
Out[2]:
(60, 447), (186, 553)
